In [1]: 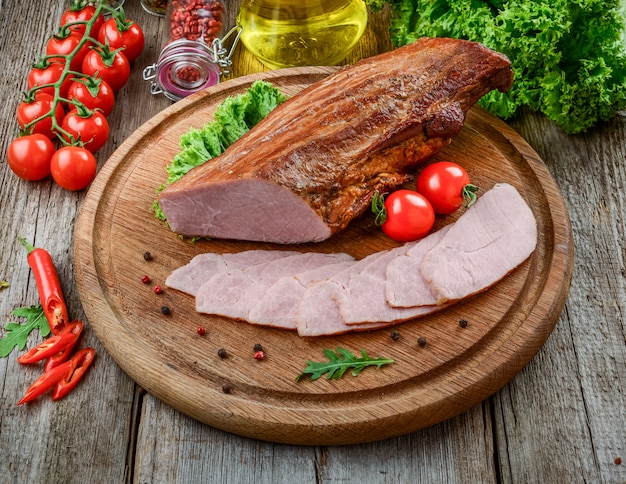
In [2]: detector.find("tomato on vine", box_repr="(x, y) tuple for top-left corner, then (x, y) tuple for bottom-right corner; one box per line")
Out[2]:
(60, 4), (104, 37)
(372, 190), (435, 242)
(27, 60), (73, 98)
(97, 17), (145, 62)
(50, 146), (97, 191)
(6, 134), (56, 181)
(81, 46), (130, 92)
(16, 92), (64, 139)
(66, 77), (115, 117)
(61, 107), (110, 153)
(416, 161), (479, 215)
(45, 30), (91, 71)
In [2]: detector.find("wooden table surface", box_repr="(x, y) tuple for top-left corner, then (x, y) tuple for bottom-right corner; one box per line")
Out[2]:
(0, 1), (624, 483)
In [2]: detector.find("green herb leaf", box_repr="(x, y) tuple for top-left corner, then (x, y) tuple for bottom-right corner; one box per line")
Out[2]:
(0, 281), (9, 289)
(296, 347), (394, 381)
(0, 305), (50, 358)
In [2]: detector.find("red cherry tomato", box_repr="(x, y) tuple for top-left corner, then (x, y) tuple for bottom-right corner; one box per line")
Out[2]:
(97, 17), (145, 62)
(45, 31), (91, 71)
(27, 62), (73, 98)
(81, 48), (130, 92)
(50, 146), (97, 191)
(6, 134), (56, 181)
(61, 109), (110, 153)
(60, 5), (104, 37)
(416, 161), (479, 215)
(66, 77), (115, 117)
(373, 190), (435, 242)
(16, 92), (65, 139)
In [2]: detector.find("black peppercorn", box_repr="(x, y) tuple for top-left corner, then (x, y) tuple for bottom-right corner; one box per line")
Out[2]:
(160, 305), (170, 315)
(143, 252), (152, 261)
(418, 336), (427, 347)
(390, 330), (400, 341)
(217, 348), (227, 359)
(222, 384), (232, 394)
(459, 319), (468, 328)
(253, 343), (263, 352)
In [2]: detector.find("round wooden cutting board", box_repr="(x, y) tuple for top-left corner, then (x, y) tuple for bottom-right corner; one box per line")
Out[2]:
(74, 66), (574, 446)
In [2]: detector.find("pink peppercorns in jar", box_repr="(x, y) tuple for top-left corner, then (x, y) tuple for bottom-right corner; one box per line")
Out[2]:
(168, 0), (225, 45)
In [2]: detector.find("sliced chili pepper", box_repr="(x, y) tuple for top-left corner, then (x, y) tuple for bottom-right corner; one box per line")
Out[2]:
(16, 359), (75, 405)
(52, 347), (96, 401)
(19, 237), (69, 335)
(17, 331), (79, 365)
(44, 320), (84, 372)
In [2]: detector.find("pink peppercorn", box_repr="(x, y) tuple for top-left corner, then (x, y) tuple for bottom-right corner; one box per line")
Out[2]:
(141, 275), (151, 284)
(154, 285), (163, 294)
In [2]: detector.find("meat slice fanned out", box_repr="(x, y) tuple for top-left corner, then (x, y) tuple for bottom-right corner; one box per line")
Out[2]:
(420, 183), (537, 304)
(158, 38), (513, 244)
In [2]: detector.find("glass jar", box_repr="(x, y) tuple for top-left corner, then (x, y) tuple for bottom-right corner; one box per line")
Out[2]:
(143, 0), (228, 101)
(140, 0), (168, 16)
(237, 0), (368, 69)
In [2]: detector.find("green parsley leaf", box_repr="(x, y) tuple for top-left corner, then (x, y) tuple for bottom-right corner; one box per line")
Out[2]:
(0, 305), (50, 358)
(296, 347), (394, 381)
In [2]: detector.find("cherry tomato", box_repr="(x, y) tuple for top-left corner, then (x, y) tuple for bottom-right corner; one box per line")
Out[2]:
(16, 92), (65, 139)
(50, 146), (97, 191)
(60, 5), (104, 37)
(61, 109), (109, 153)
(97, 17), (145, 62)
(46, 31), (91, 71)
(373, 190), (435, 242)
(417, 161), (479, 215)
(27, 62), (73, 98)
(6, 134), (56, 181)
(81, 48), (130, 92)
(66, 77), (115, 117)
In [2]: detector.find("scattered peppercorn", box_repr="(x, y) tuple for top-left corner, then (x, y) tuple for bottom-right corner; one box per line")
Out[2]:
(141, 275), (151, 284)
(222, 384), (232, 394)
(253, 343), (263, 352)
(615, 457), (622, 465)
(154, 285), (163, 294)
(143, 252), (153, 261)
(459, 319), (468, 328)
(390, 330), (400, 341)
(217, 348), (227, 359)
(418, 337), (427, 347)
(160, 305), (170, 315)
(254, 350), (265, 360)
(197, 326), (206, 336)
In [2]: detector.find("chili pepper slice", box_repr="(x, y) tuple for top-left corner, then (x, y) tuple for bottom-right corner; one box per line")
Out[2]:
(52, 347), (96, 401)
(19, 237), (69, 335)
(16, 359), (75, 405)
(17, 331), (79, 365)
(44, 320), (84, 372)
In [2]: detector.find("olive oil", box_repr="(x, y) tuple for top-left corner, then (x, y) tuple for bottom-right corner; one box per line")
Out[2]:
(237, 0), (368, 69)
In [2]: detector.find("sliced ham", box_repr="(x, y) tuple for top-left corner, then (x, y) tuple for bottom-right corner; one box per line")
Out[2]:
(195, 252), (353, 321)
(158, 38), (513, 244)
(165, 249), (297, 296)
(420, 183), (537, 303)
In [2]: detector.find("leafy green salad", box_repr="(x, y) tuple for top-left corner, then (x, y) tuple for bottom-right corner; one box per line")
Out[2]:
(365, 0), (626, 133)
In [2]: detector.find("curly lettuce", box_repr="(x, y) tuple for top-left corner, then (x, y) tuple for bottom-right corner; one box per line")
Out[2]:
(365, 0), (626, 133)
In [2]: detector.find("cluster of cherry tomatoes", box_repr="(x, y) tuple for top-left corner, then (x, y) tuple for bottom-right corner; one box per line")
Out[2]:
(373, 161), (479, 242)
(7, 1), (144, 191)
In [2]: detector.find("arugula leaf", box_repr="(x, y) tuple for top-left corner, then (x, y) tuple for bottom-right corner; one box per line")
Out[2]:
(0, 305), (50, 358)
(296, 347), (394, 381)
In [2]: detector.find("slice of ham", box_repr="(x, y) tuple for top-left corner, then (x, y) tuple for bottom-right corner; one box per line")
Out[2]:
(158, 38), (513, 244)
(165, 249), (298, 296)
(195, 252), (353, 321)
(419, 183), (537, 303)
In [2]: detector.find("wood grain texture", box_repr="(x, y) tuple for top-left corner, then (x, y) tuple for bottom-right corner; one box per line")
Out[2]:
(73, 68), (573, 445)
(1, 1), (624, 482)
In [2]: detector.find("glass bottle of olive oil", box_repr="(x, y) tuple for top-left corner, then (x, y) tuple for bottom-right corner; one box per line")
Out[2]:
(237, 0), (368, 69)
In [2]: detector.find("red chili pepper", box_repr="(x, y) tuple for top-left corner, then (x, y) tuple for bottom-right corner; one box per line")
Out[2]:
(44, 320), (84, 372)
(16, 359), (75, 405)
(52, 347), (96, 401)
(18, 237), (69, 335)
(17, 331), (79, 365)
